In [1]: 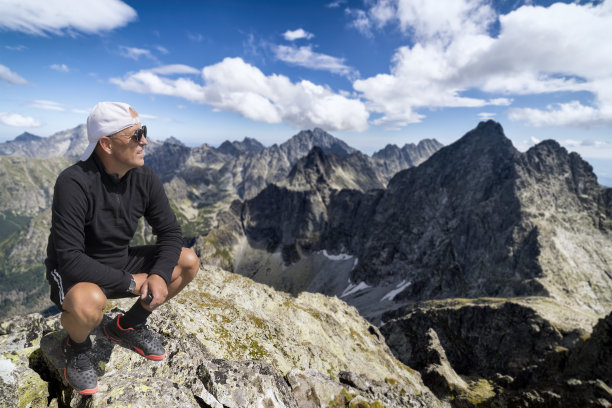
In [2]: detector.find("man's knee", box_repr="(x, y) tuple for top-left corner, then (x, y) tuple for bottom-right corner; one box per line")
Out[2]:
(178, 247), (200, 280)
(62, 283), (107, 327)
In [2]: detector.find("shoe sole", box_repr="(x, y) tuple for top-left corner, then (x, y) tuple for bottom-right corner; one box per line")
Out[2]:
(103, 325), (166, 361)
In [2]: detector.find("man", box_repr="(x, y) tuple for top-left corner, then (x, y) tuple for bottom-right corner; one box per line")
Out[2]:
(45, 102), (200, 395)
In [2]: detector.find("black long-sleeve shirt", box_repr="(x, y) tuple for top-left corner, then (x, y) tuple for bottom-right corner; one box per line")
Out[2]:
(45, 154), (183, 293)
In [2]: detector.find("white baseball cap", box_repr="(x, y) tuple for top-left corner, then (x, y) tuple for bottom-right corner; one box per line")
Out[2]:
(81, 102), (140, 161)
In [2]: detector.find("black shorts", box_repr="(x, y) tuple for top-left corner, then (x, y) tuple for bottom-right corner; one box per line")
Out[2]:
(47, 245), (159, 310)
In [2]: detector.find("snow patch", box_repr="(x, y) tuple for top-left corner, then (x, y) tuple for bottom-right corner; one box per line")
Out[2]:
(380, 280), (411, 302)
(341, 281), (371, 298)
(0, 359), (16, 385)
(320, 250), (353, 261)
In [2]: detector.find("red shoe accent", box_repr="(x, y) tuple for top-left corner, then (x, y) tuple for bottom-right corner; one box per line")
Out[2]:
(103, 325), (121, 343)
(116, 314), (134, 332)
(132, 346), (166, 361)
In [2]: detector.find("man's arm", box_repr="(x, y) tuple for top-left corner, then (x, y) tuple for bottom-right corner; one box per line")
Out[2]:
(51, 172), (131, 292)
(143, 169), (183, 284)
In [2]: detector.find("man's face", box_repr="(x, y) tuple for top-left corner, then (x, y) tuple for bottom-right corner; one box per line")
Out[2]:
(108, 123), (148, 170)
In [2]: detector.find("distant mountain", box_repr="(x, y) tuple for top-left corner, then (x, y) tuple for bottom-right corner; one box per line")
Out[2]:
(0, 125), (164, 159)
(371, 139), (443, 181)
(217, 137), (265, 156)
(228, 121), (612, 322)
(14, 132), (43, 143)
(0, 125), (88, 158)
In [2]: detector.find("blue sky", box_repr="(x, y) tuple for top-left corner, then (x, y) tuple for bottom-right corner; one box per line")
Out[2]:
(0, 0), (611, 181)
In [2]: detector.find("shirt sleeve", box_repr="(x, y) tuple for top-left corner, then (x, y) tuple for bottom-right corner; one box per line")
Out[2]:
(144, 171), (183, 284)
(51, 172), (132, 292)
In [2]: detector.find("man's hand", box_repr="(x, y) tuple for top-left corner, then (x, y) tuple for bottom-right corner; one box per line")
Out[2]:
(140, 274), (168, 311)
(131, 273), (148, 295)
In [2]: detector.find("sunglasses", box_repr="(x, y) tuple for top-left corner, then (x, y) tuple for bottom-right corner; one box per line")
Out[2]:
(112, 125), (147, 143)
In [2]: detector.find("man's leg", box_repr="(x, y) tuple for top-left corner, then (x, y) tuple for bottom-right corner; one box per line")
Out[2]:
(164, 247), (200, 302)
(59, 282), (107, 395)
(61, 282), (107, 343)
(104, 247), (200, 360)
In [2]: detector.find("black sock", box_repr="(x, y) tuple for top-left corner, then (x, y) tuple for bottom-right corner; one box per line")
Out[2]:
(68, 335), (91, 353)
(119, 299), (151, 328)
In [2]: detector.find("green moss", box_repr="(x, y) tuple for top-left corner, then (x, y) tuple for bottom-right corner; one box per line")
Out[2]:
(461, 378), (496, 405)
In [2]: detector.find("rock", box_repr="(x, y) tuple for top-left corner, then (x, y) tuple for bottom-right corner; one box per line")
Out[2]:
(380, 297), (611, 407)
(2, 265), (443, 408)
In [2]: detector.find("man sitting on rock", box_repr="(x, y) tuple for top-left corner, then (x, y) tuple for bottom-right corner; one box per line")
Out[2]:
(45, 101), (200, 395)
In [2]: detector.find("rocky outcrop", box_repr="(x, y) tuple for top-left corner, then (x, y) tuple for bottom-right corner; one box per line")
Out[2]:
(380, 297), (611, 407)
(0, 265), (443, 408)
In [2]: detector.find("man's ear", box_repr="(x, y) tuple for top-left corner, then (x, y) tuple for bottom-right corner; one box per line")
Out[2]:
(98, 137), (113, 155)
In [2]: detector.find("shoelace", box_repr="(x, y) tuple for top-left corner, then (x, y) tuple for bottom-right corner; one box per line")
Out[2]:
(132, 323), (155, 340)
(72, 352), (93, 371)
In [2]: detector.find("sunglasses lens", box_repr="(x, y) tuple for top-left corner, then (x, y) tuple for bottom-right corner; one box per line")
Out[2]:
(133, 126), (147, 143)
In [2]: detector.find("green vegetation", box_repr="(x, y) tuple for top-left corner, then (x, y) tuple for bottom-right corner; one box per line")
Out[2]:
(0, 211), (31, 243)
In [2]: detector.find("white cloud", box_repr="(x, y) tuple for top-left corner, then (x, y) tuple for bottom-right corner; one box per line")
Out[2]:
(111, 57), (369, 131)
(478, 112), (496, 120)
(29, 100), (64, 111)
(29, 100), (65, 111)
(0, 112), (42, 127)
(0, 64), (29, 85)
(508, 101), (609, 127)
(5, 45), (26, 51)
(146, 64), (200, 75)
(0, 0), (137, 36)
(156, 46), (169, 55)
(346, 8), (373, 38)
(327, 0), (346, 8)
(119, 46), (155, 61)
(283, 28), (314, 41)
(351, 0), (612, 129)
(274, 45), (358, 78)
(50, 63), (69, 72)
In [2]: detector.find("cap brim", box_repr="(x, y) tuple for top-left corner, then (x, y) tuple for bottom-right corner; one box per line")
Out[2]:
(80, 141), (97, 161)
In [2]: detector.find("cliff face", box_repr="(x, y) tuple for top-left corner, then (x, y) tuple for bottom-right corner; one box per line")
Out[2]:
(0, 265), (443, 408)
(233, 121), (612, 321)
(380, 298), (611, 407)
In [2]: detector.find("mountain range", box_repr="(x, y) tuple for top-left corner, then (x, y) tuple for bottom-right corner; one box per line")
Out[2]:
(0, 120), (610, 406)
(210, 122), (610, 325)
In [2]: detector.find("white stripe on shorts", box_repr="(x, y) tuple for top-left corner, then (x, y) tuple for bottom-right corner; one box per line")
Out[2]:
(50, 268), (65, 305)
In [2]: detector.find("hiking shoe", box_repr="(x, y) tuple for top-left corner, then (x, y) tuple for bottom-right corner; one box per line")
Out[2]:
(61, 336), (98, 395)
(103, 314), (166, 361)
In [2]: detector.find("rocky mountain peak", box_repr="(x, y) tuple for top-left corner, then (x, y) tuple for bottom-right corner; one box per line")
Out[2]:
(164, 136), (185, 146)
(218, 137), (265, 156)
(281, 128), (357, 162)
(14, 132), (43, 142)
(286, 146), (335, 189)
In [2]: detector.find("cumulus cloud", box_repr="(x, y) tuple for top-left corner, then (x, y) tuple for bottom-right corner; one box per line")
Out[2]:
(350, 0), (612, 128)
(0, 64), (29, 85)
(283, 28), (314, 41)
(50, 63), (69, 72)
(0, 112), (42, 127)
(111, 57), (369, 131)
(0, 0), (137, 36)
(275, 45), (358, 78)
